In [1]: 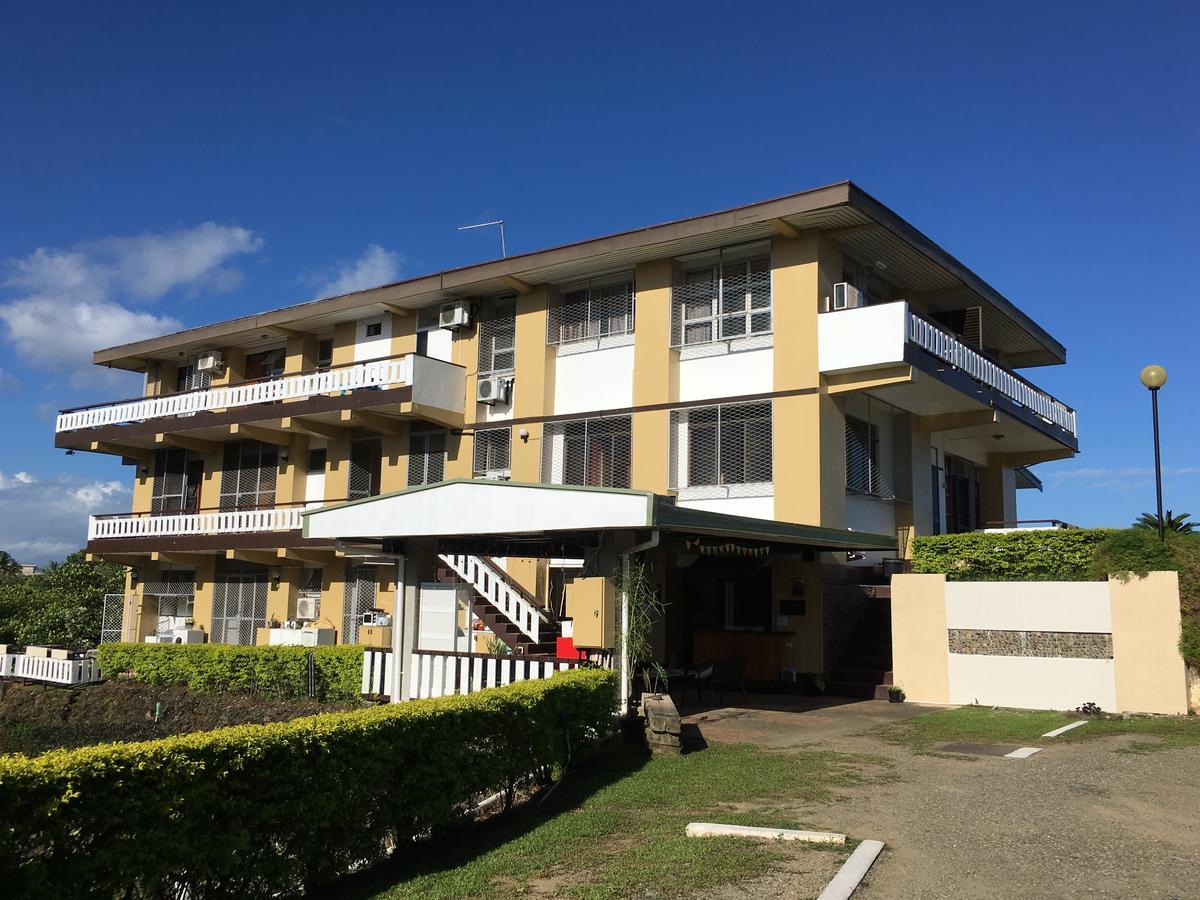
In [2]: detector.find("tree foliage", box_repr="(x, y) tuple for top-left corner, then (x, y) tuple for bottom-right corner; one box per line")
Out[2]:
(0, 550), (21, 577)
(1133, 510), (1196, 534)
(0, 550), (125, 648)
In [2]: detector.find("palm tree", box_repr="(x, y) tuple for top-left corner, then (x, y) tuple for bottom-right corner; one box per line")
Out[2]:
(1133, 510), (1196, 534)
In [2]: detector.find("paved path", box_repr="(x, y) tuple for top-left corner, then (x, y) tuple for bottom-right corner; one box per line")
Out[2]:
(687, 700), (1200, 899)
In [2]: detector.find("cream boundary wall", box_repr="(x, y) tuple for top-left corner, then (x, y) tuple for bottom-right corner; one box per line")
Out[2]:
(892, 573), (1187, 714)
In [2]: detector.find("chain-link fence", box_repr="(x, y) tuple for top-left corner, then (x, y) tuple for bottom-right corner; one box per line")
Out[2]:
(541, 415), (632, 488)
(669, 401), (773, 498)
(547, 276), (634, 346)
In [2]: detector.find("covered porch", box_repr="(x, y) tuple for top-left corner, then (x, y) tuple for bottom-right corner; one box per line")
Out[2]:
(302, 479), (896, 707)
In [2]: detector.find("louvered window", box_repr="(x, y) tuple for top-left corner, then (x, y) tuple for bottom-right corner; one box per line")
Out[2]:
(846, 418), (881, 495)
(408, 430), (447, 486)
(670, 401), (773, 495)
(478, 297), (516, 375)
(175, 359), (212, 392)
(542, 416), (632, 488)
(348, 438), (383, 500)
(473, 428), (511, 477)
(547, 277), (634, 345)
(672, 248), (771, 348)
(219, 441), (278, 511)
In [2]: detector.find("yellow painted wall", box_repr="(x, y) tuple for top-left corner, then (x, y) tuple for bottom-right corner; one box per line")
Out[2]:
(772, 558), (825, 672)
(1110, 572), (1189, 714)
(631, 259), (676, 493)
(564, 576), (615, 648)
(889, 574), (951, 704)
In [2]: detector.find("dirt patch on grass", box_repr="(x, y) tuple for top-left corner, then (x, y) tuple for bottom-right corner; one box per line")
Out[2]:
(0, 677), (361, 755)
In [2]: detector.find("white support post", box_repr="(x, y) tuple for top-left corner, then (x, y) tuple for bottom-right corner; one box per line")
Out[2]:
(390, 553), (406, 704)
(619, 553), (631, 716)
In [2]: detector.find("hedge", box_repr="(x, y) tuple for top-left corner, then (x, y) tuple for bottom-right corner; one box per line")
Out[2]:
(912, 529), (1111, 581)
(0, 667), (616, 898)
(97, 643), (366, 703)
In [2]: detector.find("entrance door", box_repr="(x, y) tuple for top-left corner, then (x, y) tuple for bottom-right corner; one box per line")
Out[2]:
(184, 460), (204, 513)
(212, 565), (268, 645)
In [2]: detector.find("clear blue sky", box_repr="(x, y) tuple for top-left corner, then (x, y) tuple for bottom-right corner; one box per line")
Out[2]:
(1, 1), (1197, 562)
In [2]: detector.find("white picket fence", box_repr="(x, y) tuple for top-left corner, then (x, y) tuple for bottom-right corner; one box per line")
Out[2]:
(1, 652), (101, 686)
(89, 505), (304, 540)
(56, 356), (413, 432)
(438, 554), (548, 643)
(362, 649), (579, 701)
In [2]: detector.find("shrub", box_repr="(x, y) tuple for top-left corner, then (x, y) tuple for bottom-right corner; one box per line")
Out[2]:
(911, 529), (1110, 581)
(0, 667), (616, 898)
(1180, 615), (1200, 670)
(97, 643), (365, 703)
(1087, 528), (1178, 582)
(0, 551), (124, 647)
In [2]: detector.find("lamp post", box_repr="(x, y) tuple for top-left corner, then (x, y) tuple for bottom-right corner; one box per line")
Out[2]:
(1139, 364), (1168, 542)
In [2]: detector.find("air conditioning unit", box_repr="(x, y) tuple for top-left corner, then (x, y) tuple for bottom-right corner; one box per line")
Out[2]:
(831, 283), (865, 311)
(439, 300), (472, 330)
(480, 471), (511, 481)
(296, 596), (319, 621)
(476, 375), (511, 405)
(196, 350), (225, 374)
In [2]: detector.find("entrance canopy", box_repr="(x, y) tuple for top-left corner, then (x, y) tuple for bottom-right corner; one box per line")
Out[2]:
(302, 479), (896, 560)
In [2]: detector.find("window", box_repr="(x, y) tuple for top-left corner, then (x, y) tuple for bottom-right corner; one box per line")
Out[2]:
(175, 358), (212, 393)
(478, 297), (516, 375)
(408, 430), (447, 486)
(245, 347), (286, 380)
(348, 438), (383, 500)
(342, 566), (378, 644)
(307, 448), (327, 473)
(542, 416), (632, 488)
(547, 276), (634, 345)
(670, 402), (773, 494)
(151, 449), (204, 515)
(212, 561), (268, 645)
(219, 441), (278, 510)
(672, 247), (771, 347)
(365, 321), (383, 338)
(473, 428), (511, 477)
(316, 338), (334, 369)
(845, 417), (881, 495)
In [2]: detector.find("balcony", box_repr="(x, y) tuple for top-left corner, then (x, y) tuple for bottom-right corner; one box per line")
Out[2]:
(818, 302), (1076, 443)
(56, 354), (466, 451)
(86, 501), (336, 554)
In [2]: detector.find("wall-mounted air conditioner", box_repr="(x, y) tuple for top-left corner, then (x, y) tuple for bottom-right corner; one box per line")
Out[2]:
(830, 283), (864, 311)
(476, 375), (511, 405)
(439, 300), (472, 330)
(296, 596), (319, 621)
(196, 351), (225, 374)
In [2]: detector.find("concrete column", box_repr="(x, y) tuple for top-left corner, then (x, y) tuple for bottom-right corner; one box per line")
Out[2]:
(631, 259), (676, 493)
(980, 456), (1016, 527)
(1110, 572), (1188, 714)
(890, 574), (950, 704)
(391, 539), (434, 703)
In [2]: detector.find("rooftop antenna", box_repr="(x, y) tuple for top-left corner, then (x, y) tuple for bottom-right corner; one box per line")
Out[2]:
(457, 219), (507, 258)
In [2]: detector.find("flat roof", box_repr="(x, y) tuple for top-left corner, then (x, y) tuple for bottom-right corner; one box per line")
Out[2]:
(302, 479), (897, 552)
(94, 181), (1065, 370)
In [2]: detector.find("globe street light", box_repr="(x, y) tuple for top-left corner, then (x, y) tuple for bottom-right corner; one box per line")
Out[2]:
(1139, 365), (1168, 541)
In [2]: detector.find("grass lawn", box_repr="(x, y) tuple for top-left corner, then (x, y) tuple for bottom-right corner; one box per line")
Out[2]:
(878, 705), (1200, 755)
(329, 742), (884, 899)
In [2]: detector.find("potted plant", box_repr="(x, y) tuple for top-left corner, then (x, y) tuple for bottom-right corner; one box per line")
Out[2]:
(888, 684), (905, 703)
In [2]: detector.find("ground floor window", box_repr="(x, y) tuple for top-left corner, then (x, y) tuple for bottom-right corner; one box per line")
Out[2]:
(473, 427), (512, 478)
(669, 401), (773, 496)
(211, 562), (268, 645)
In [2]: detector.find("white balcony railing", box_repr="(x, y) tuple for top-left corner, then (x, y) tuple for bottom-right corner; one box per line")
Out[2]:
(57, 356), (415, 433)
(88, 506), (304, 541)
(818, 302), (1077, 437)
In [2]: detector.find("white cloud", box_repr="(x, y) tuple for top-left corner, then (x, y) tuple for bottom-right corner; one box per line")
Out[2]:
(1043, 465), (1200, 492)
(0, 223), (261, 376)
(0, 471), (131, 564)
(317, 244), (402, 296)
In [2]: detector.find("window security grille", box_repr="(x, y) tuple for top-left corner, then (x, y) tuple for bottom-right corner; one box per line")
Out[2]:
(220, 441), (278, 511)
(100, 593), (127, 644)
(843, 395), (899, 500)
(342, 566), (377, 644)
(541, 416), (632, 488)
(408, 430), (447, 486)
(671, 252), (771, 349)
(145, 571), (196, 636)
(348, 438), (383, 500)
(669, 401), (773, 498)
(546, 277), (634, 346)
(151, 449), (188, 514)
(478, 297), (516, 375)
(211, 564), (268, 646)
(176, 359), (212, 392)
(473, 428), (511, 476)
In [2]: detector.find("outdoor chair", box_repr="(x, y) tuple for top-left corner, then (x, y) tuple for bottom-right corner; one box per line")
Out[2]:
(695, 657), (748, 707)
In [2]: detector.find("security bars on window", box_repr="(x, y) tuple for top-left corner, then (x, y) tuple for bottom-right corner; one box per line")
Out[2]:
(546, 277), (635, 346)
(844, 395), (899, 501)
(478, 297), (516, 375)
(342, 566), (377, 644)
(671, 253), (772, 349)
(408, 430), (447, 486)
(473, 427), (512, 477)
(220, 441), (278, 511)
(211, 566), (268, 646)
(541, 416), (633, 488)
(669, 401), (773, 498)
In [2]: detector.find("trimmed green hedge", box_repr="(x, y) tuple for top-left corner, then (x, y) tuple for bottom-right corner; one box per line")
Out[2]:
(97, 643), (365, 703)
(0, 667), (616, 898)
(912, 529), (1111, 581)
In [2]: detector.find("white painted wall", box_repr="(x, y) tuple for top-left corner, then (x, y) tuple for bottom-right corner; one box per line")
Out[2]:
(355, 316), (392, 362)
(845, 493), (896, 566)
(817, 303), (908, 374)
(425, 328), (453, 362)
(677, 495), (774, 519)
(947, 656), (1117, 711)
(553, 345), (634, 415)
(410, 356), (467, 414)
(304, 439), (327, 507)
(946, 582), (1111, 633)
(678, 346), (772, 402)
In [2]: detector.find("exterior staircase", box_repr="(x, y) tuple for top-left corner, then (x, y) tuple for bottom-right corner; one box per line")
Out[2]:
(827, 599), (894, 700)
(437, 554), (560, 656)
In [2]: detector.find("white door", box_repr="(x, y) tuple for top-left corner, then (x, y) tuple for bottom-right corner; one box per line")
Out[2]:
(418, 583), (459, 651)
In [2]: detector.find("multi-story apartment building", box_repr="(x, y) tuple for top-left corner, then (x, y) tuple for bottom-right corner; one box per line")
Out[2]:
(59, 182), (1076, 693)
